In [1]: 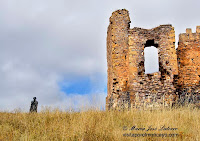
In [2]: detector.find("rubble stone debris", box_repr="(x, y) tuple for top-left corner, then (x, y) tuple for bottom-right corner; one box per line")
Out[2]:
(106, 9), (200, 110)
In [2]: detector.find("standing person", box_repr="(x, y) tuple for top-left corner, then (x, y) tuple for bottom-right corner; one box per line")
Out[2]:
(30, 97), (38, 113)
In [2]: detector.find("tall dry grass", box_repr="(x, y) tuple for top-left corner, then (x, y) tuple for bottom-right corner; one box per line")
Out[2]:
(0, 106), (200, 141)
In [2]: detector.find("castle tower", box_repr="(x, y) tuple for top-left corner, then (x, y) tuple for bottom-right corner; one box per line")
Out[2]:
(177, 26), (200, 103)
(106, 9), (130, 109)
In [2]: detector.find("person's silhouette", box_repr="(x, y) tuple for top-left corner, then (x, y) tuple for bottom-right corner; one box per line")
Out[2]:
(30, 97), (38, 113)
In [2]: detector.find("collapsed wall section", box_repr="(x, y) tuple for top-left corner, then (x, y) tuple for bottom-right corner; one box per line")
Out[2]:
(128, 25), (178, 108)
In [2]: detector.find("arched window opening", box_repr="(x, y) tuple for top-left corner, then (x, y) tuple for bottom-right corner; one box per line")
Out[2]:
(144, 46), (159, 74)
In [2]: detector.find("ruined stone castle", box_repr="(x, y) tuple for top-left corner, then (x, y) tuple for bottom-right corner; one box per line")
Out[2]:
(106, 9), (200, 109)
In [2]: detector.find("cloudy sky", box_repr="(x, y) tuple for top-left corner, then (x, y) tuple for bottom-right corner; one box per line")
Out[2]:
(0, 0), (199, 112)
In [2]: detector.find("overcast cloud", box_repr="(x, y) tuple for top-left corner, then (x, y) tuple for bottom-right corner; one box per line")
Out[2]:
(0, 0), (200, 112)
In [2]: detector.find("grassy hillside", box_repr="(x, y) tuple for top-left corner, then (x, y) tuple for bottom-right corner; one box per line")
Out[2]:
(0, 106), (200, 141)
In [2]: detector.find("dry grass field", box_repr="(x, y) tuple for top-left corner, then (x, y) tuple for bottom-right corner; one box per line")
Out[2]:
(0, 106), (200, 141)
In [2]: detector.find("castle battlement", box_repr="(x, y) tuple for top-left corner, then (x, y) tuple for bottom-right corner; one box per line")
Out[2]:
(179, 26), (200, 43)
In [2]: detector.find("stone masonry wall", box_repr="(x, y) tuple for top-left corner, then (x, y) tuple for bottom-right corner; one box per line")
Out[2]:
(176, 27), (200, 104)
(106, 9), (130, 109)
(128, 25), (178, 109)
(106, 9), (200, 110)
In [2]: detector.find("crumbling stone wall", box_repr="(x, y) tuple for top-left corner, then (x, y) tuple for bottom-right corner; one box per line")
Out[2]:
(176, 27), (200, 104)
(128, 25), (178, 109)
(106, 9), (130, 109)
(106, 9), (200, 110)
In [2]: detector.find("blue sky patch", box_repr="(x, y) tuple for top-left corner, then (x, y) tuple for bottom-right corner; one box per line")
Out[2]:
(59, 77), (92, 95)
(58, 73), (107, 95)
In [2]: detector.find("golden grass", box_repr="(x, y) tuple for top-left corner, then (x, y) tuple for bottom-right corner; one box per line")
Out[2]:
(0, 106), (200, 141)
